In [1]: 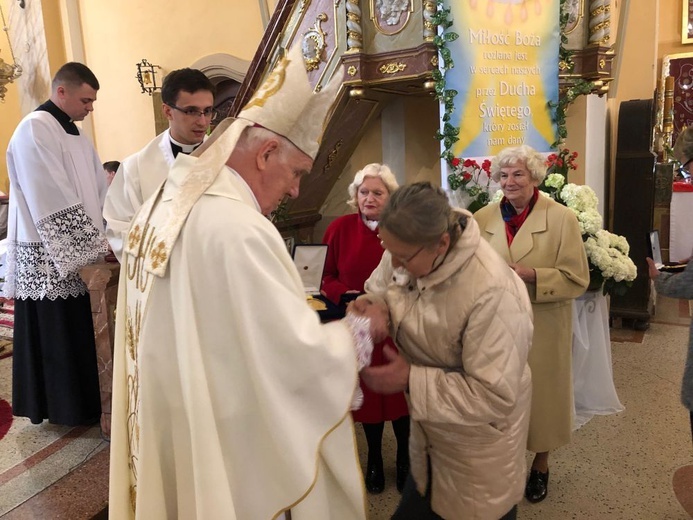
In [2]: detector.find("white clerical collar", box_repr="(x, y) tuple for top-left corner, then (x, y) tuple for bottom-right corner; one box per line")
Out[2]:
(225, 166), (261, 212)
(170, 134), (202, 154)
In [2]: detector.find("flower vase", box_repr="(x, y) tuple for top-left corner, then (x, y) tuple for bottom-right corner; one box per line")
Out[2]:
(448, 189), (473, 210)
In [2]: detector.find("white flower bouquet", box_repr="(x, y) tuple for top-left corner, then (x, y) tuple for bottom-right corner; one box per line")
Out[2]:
(541, 175), (637, 296)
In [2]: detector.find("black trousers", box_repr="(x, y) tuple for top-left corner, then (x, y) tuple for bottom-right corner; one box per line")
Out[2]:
(392, 473), (518, 520)
(12, 294), (101, 426)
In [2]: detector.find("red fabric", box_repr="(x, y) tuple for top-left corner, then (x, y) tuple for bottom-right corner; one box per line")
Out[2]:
(322, 213), (409, 423)
(321, 213), (384, 305)
(673, 181), (693, 192)
(503, 188), (539, 245)
(0, 399), (12, 441)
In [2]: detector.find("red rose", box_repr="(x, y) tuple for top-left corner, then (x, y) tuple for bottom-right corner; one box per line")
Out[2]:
(451, 157), (461, 167)
(463, 172), (472, 181)
(481, 159), (492, 172)
(463, 159), (475, 168)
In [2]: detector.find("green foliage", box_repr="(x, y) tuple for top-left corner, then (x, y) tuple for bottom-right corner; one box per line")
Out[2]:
(432, 0), (460, 167)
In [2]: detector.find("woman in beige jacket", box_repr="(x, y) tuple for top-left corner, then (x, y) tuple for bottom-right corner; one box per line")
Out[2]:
(353, 182), (534, 520)
(474, 145), (590, 503)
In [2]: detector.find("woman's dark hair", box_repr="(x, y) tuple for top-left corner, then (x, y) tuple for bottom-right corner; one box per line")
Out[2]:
(379, 182), (462, 246)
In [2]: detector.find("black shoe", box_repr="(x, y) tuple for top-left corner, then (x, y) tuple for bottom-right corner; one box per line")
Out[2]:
(396, 460), (409, 492)
(365, 460), (385, 494)
(525, 469), (549, 503)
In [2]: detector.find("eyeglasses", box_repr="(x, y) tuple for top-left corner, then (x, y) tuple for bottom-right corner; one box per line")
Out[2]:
(379, 238), (425, 266)
(167, 104), (217, 119)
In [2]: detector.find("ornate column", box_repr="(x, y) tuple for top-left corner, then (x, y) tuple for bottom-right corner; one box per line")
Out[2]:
(588, 0), (611, 46)
(423, 0), (436, 41)
(346, 0), (363, 51)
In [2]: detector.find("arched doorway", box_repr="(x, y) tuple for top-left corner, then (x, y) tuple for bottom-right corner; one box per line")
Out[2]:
(190, 54), (249, 128)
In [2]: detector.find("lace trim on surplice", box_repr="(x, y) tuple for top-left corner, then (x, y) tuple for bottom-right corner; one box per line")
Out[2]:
(4, 204), (108, 300)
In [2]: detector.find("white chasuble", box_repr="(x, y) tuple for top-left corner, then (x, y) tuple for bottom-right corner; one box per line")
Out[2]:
(109, 150), (367, 520)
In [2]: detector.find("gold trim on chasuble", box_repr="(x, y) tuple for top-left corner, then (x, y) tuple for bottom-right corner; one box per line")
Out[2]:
(125, 222), (159, 514)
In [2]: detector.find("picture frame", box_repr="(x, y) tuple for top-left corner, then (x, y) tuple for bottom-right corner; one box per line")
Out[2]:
(682, 0), (693, 44)
(563, 0), (583, 35)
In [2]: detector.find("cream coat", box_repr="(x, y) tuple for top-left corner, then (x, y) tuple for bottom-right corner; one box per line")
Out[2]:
(365, 211), (533, 520)
(474, 195), (589, 452)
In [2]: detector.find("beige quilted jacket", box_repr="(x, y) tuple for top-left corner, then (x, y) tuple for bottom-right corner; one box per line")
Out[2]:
(365, 210), (533, 520)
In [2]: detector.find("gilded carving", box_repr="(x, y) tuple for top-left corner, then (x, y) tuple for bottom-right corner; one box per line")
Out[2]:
(322, 140), (343, 174)
(599, 58), (606, 69)
(430, 55), (438, 68)
(379, 62), (407, 74)
(302, 14), (329, 72)
(347, 65), (358, 76)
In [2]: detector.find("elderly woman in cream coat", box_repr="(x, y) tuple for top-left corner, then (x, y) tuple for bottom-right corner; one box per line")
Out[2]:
(474, 145), (589, 504)
(351, 182), (533, 520)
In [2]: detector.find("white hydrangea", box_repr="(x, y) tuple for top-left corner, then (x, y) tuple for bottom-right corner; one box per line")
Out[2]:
(545, 173), (566, 190)
(559, 183), (599, 213)
(584, 230), (637, 283)
(576, 208), (603, 235)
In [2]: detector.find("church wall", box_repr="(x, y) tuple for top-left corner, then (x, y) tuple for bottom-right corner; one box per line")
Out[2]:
(658, 0), (691, 68)
(75, 0), (267, 164)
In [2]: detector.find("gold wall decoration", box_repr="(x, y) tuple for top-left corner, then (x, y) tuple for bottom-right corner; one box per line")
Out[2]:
(302, 14), (329, 71)
(347, 65), (357, 76)
(0, 3), (22, 102)
(379, 62), (407, 74)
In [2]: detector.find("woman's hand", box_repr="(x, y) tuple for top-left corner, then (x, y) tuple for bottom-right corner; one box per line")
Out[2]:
(361, 346), (410, 394)
(646, 257), (660, 280)
(347, 297), (389, 343)
(509, 263), (536, 283)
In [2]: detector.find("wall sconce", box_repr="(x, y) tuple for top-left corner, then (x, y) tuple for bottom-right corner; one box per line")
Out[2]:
(135, 59), (161, 95)
(0, 3), (22, 102)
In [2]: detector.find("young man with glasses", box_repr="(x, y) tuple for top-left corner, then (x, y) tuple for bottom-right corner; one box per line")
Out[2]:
(103, 68), (216, 260)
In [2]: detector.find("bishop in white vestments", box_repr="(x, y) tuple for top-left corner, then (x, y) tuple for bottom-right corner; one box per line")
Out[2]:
(109, 45), (381, 519)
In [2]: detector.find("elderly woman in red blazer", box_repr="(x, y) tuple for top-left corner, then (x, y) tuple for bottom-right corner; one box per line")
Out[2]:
(322, 163), (409, 494)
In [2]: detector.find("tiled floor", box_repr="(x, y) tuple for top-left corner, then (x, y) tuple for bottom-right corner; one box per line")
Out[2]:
(1, 293), (692, 519)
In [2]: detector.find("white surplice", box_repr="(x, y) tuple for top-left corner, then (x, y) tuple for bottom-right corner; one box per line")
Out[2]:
(103, 129), (175, 261)
(109, 148), (367, 520)
(4, 110), (108, 300)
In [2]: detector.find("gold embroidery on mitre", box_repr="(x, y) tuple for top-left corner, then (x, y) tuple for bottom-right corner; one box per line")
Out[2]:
(243, 55), (290, 110)
(149, 240), (168, 270)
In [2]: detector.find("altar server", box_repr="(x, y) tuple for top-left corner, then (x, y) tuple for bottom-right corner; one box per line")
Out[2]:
(5, 62), (108, 426)
(104, 68), (216, 260)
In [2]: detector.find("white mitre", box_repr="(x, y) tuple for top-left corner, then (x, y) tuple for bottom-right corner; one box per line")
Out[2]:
(127, 43), (344, 277)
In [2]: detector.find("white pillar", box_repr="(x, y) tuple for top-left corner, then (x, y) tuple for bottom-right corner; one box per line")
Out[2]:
(381, 97), (406, 185)
(585, 94), (608, 220)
